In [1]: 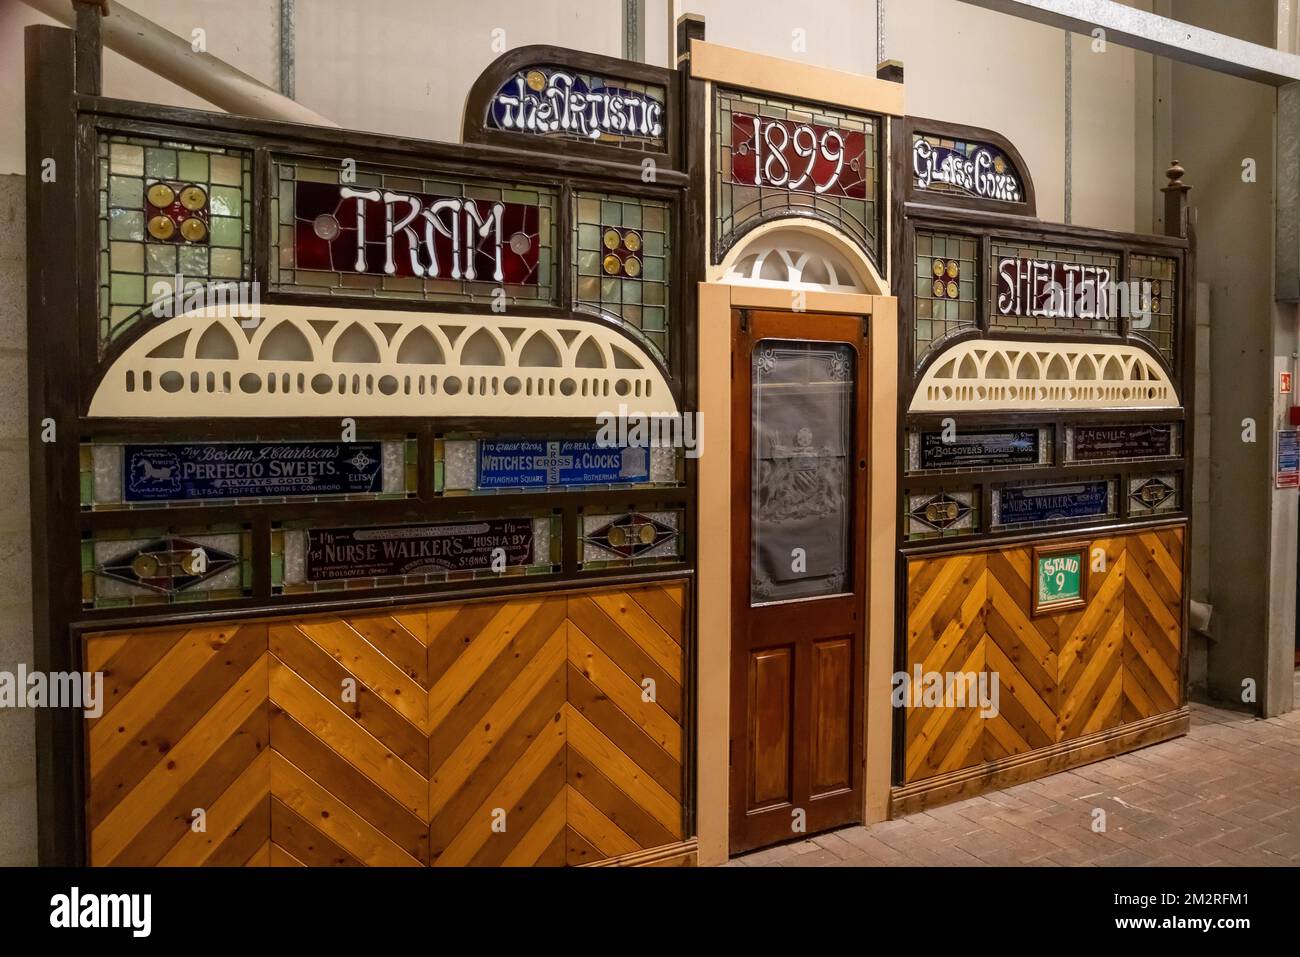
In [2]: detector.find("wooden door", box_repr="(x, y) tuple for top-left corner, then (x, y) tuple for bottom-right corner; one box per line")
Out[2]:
(729, 309), (869, 854)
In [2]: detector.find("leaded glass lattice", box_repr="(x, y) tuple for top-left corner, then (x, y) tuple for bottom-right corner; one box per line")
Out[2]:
(989, 240), (1121, 335)
(571, 191), (671, 362)
(914, 231), (978, 362)
(270, 161), (558, 307)
(713, 88), (879, 267)
(98, 136), (252, 349)
(1128, 254), (1177, 365)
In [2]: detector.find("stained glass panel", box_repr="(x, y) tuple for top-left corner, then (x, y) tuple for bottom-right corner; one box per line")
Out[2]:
(580, 509), (683, 569)
(485, 66), (667, 153)
(81, 526), (251, 608)
(714, 88), (879, 267)
(571, 191), (671, 362)
(905, 489), (979, 541)
(1128, 254), (1178, 365)
(98, 136), (252, 348)
(914, 230), (978, 363)
(989, 240), (1121, 335)
(271, 161), (558, 307)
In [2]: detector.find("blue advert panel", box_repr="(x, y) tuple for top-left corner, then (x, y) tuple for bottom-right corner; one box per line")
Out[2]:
(477, 440), (650, 489)
(124, 442), (383, 501)
(997, 480), (1111, 525)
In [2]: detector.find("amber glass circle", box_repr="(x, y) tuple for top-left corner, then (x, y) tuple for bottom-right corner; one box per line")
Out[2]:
(602, 254), (622, 275)
(931, 258), (945, 277)
(623, 230), (642, 252)
(946, 260), (959, 279)
(607, 526), (627, 547)
(946, 280), (959, 298)
(179, 217), (208, 242)
(131, 554), (160, 578)
(147, 182), (176, 207)
(624, 256), (642, 278)
(602, 228), (622, 250)
(147, 215), (175, 240)
(637, 524), (656, 545)
(931, 278), (945, 298)
(179, 185), (208, 211)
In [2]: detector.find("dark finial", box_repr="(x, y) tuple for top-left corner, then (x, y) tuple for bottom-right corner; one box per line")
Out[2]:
(1164, 160), (1186, 189)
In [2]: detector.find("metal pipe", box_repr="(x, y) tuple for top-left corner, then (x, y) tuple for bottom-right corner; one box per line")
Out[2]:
(22, 0), (337, 126)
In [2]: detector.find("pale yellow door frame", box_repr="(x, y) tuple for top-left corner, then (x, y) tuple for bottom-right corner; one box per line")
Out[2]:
(695, 282), (898, 865)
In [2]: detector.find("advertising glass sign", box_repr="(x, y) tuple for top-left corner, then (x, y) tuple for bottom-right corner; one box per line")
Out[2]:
(993, 480), (1112, 527)
(918, 429), (1039, 470)
(304, 519), (534, 581)
(124, 442), (383, 502)
(477, 440), (650, 489)
(486, 66), (666, 149)
(912, 133), (1023, 203)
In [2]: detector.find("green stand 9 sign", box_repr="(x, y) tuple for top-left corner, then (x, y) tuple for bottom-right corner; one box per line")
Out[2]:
(1032, 542), (1090, 615)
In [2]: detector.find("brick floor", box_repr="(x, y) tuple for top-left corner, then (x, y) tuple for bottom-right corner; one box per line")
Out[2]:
(733, 677), (1300, 867)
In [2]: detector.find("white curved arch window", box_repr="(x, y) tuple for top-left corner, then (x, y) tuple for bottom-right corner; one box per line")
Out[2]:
(723, 231), (865, 293)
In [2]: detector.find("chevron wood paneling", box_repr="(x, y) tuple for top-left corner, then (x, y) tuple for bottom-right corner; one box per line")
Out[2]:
(84, 581), (687, 867)
(903, 528), (1183, 784)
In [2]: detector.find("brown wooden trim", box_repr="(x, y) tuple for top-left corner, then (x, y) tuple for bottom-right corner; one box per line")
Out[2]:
(581, 838), (698, 867)
(890, 708), (1190, 816)
(900, 116), (1038, 218)
(460, 44), (680, 170)
(77, 95), (687, 188)
(27, 24), (88, 869)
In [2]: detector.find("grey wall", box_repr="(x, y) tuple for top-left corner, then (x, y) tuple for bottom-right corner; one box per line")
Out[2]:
(1171, 0), (1295, 715)
(0, 173), (35, 866)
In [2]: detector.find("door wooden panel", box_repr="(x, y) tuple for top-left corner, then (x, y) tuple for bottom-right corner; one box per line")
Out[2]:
(810, 637), (853, 796)
(730, 310), (869, 854)
(84, 582), (688, 867)
(748, 647), (793, 807)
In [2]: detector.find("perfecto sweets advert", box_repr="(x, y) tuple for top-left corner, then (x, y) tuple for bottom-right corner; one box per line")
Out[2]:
(124, 442), (383, 501)
(305, 519), (535, 581)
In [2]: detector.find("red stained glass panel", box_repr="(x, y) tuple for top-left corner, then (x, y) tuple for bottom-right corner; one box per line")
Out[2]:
(293, 181), (540, 285)
(729, 111), (868, 199)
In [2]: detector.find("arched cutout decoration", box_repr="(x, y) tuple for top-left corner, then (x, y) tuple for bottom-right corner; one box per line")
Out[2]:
(89, 303), (678, 418)
(717, 219), (886, 295)
(909, 339), (1176, 412)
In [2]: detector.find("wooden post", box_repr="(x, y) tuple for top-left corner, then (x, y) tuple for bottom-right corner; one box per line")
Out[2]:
(877, 59), (904, 84)
(73, 0), (105, 96)
(1162, 160), (1192, 239)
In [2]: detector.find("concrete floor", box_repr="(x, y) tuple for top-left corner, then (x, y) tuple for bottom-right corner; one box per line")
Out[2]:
(733, 675), (1300, 867)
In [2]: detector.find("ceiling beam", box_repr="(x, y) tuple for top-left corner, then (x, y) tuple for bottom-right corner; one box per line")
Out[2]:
(955, 0), (1300, 85)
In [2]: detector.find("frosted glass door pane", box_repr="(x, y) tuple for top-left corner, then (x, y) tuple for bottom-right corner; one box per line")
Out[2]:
(751, 340), (854, 605)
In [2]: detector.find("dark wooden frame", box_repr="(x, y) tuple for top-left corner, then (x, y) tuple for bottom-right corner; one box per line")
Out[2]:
(1029, 540), (1091, 616)
(887, 115), (1197, 791)
(26, 21), (701, 865)
(727, 308), (871, 854)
